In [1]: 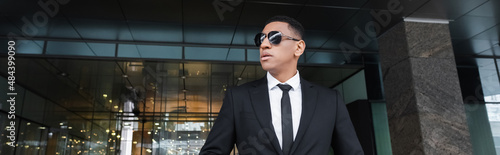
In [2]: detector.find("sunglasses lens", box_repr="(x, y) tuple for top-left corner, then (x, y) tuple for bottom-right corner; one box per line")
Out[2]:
(254, 33), (264, 47)
(254, 31), (283, 47)
(268, 31), (282, 45)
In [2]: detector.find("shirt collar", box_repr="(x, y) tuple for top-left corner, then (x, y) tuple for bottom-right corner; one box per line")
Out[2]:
(267, 70), (301, 91)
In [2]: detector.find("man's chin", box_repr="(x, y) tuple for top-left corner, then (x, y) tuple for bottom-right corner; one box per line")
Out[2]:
(260, 64), (272, 72)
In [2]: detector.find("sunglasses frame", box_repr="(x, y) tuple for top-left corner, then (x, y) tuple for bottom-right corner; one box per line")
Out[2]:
(254, 31), (301, 47)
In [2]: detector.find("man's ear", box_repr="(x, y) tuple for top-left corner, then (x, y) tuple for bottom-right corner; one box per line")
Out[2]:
(294, 40), (305, 57)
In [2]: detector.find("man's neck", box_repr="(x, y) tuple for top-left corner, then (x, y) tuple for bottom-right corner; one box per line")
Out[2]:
(269, 69), (297, 83)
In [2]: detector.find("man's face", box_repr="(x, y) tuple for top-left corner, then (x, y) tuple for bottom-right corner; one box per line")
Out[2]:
(259, 22), (301, 73)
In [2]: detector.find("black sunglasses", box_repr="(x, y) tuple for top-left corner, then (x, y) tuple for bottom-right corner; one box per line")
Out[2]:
(254, 31), (301, 47)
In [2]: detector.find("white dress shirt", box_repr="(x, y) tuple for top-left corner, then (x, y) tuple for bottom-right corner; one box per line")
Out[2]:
(266, 71), (302, 149)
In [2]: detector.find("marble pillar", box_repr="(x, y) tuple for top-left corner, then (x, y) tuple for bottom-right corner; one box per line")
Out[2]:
(378, 21), (472, 155)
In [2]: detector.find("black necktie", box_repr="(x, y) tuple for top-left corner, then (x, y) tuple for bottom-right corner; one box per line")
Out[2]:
(277, 84), (293, 155)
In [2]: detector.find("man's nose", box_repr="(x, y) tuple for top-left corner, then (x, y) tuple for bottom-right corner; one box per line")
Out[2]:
(260, 37), (272, 49)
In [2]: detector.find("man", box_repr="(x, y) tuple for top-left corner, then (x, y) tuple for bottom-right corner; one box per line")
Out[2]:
(200, 16), (363, 155)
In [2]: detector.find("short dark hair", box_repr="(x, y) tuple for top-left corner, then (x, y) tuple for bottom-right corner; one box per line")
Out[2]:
(265, 15), (305, 39)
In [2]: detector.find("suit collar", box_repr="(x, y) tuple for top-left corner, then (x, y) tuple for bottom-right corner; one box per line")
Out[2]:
(249, 76), (283, 154)
(290, 77), (318, 154)
(249, 76), (319, 155)
(266, 71), (301, 91)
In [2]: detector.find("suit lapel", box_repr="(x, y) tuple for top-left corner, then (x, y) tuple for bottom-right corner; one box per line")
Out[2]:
(249, 77), (283, 154)
(290, 78), (318, 154)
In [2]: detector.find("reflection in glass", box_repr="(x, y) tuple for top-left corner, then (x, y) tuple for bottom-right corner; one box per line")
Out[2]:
(486, 104), (500, 155)
(0, 58), (362, 155)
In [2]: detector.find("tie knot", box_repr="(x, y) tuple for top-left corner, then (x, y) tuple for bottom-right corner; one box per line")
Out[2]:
(277, 84), (292, 92)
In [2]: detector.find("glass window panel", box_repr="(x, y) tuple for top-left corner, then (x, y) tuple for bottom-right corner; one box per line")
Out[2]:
(247, 49), (260, 62)
(0, 113), (20, 155)
(486, 104), (500, 154)
(305, 51), (345, 64)
(16, 120), (46, 155)
(129, 21), (183, 42)
(43, 101), (65, 127)
(137, 45), (182, 59)
(165, 100), (182, 113)
(153, 122), (208, 154)
(184, 77), (208, 113)
(226, 48), (246, 61)
(478, 58), (500, 102)
(118, 44), (140, 58)
(342, 70), (368, 104)
(184, 25), (234, 44)
(45, 18), (80, 39)
(231, 27), (262, 45)
(371, 102), (393, 155)
(90, 119), (109, 155)
(185, 47), (228, 61)
(88, 43), (116, 57)
(22, 91), (46, 123)
(494, 46), (500, 57)
(210, 64), (232, 114)
(466, 103), (498, 155)
(485, 59), (500, 102)
(70, 18), (130, 40)
(46, 128), (72, 155)
(238, 65), (266, 81)
(16, 40), (44, 54)
(46, 41), (96, 56)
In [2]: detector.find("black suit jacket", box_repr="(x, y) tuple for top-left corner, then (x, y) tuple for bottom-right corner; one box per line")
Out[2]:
(200, 76), (364, 155)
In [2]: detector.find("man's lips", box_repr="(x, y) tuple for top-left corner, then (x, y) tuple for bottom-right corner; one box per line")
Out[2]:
(261, 52), (272, 61)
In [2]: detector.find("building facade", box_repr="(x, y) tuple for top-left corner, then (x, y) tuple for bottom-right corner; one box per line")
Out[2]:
(0, 0), (499, 154)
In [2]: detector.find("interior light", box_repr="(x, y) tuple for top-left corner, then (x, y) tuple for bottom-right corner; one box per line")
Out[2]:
(59, 72), (68, 77)
(114, 105), (118, 109)
(103, 94), (107, 98)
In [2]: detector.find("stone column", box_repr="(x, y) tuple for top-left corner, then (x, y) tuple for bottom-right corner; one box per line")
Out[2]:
(378, 21), (472, 154)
